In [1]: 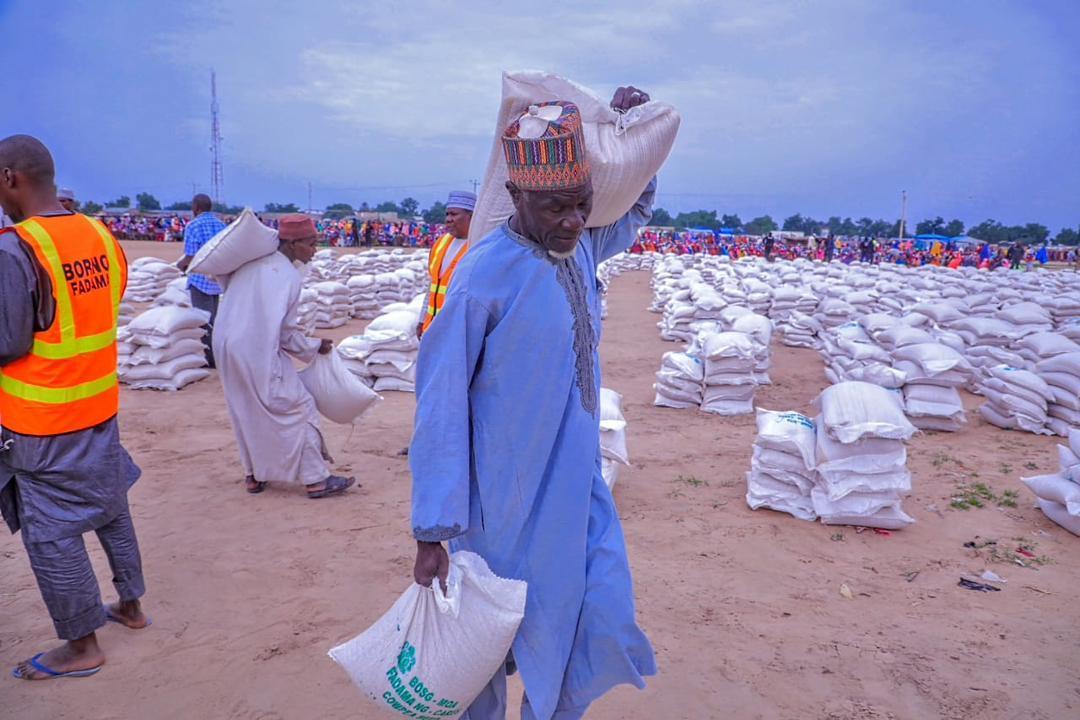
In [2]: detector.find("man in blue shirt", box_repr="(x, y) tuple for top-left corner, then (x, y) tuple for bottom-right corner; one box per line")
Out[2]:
(177, 194), (225, 367)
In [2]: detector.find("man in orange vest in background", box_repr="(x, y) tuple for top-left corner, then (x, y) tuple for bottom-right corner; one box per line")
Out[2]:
(0, 135), (148, 681)
(416, 190), (475, 339)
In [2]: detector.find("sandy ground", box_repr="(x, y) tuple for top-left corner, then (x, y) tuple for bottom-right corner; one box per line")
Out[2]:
(2, 241), (1078, 719)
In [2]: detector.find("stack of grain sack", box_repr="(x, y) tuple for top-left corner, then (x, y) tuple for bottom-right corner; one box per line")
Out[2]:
(745, 410), (817, 521)
(700, 331), (758, 416)
(335, 297), (424, 392)
(118, 305), (211, 391)
(124, 257), (182, 303)
(152, 277), (192, 308)
(893, 342), (971, 431)
(599, 388), (630, 491)
(977, 365), (1054, 435)
(295, 288), (319, 336)
(1036, 351), (1080, 436)
(311, 281), (352, 329)
(346, 275), (381, 319)
(653, 351), (704, 409)
(1021, 429), (1080, 535)
(812, 381), (917, 530)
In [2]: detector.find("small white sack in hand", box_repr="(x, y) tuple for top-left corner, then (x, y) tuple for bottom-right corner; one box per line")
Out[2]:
(299, 351), (380, 424)
(328, 551), (527, 719)
(187, 207), (279, 277)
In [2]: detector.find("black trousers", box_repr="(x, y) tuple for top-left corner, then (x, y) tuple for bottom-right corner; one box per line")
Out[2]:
(189, 287), (220, 368)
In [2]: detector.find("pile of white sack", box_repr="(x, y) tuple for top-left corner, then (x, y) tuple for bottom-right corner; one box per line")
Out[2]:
(653, 351), (705, 409)
(700, 331), (759, 416)
(1036, 351), (1080, 436)
(310, 281), (352, 329)
(977, 365), (1055, 435)
(812, 382), (917, 529)
(151, 277), (192, 309)
(118, 306), (210, 391)
(599, 388), (630, 491)
(295, 288), (319, 336)
(124, 257), (182, 303)
(746, 409), (817, 521)
(1021, 429), (1080, 535)
(336, 297), (424, 392)
(894, 342), (971, 432)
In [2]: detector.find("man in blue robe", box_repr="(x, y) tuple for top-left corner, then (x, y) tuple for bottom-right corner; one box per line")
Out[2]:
(410, 88), (658, 719)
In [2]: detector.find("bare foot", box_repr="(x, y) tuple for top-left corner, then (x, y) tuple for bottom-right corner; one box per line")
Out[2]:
(14, 636), (105, 680)
(106, 599), (149, 629)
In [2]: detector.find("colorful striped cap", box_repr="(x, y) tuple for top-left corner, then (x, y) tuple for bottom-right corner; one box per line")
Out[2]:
(502, 102), (590, 191)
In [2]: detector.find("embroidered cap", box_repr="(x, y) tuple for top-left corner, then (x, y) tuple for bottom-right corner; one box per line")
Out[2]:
(446, 190), (476, 212)
(502, 101), (590, 191)
(278, 213), (317, 240)
(57, 187), (75, 201)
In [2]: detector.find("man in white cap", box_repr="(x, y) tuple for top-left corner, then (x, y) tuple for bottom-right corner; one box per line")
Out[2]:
(417, 190), (475, 339)
(56, 187), (76, 213)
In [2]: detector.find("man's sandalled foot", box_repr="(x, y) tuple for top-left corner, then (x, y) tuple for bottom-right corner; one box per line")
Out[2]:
(106, 599), (149, 629)
(13, 636), (105, 680)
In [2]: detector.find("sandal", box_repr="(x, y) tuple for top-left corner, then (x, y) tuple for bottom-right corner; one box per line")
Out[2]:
(307, 475), (356, 499)
(245, 478), (268, 494)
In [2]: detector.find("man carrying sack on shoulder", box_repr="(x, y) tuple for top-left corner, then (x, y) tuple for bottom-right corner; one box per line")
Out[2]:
(417, 190), (475, 339)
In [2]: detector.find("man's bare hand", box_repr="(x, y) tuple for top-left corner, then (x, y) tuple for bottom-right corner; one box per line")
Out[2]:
(414, 541), (450, 591)
(415, 322), (424, 340)
(611, 86), (650, 113)
(177, 255), (192, 272)
(318, 338), (333, 355)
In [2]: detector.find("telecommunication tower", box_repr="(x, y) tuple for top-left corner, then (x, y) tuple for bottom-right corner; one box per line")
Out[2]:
(210, 70), (224, 204)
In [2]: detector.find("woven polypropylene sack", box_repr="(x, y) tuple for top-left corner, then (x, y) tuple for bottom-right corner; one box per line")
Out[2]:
(815, 382), (915, 444)
(299, 352), (380, 424)
(470, 70), (680, 242)
(329, 551), (527, 718)
(187, 208), (279, 277)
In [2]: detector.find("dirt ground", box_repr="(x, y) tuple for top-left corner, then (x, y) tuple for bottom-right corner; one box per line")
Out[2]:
(2, 241), (1078, 719)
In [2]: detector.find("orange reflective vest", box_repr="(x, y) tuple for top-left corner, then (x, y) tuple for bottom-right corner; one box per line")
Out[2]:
(422, 233), (469, 333)
(0, 214), (126, 436)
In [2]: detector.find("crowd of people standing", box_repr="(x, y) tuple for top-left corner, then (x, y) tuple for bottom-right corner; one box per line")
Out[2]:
(629, 229), (1075, 270)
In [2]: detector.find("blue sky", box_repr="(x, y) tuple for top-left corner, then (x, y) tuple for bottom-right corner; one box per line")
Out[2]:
(4, 0), (1079, 231)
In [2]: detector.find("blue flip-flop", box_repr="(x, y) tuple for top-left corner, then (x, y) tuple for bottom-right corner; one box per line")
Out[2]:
(106, 610), (152, 628)
(11, 653), (103, 680)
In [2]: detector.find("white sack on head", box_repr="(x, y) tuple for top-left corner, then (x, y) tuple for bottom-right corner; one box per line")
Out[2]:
(470, 70), (680, 242)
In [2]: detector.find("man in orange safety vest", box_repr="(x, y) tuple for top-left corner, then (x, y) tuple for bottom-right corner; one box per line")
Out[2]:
(417, 190), (475, 339)
(0, 135), (149, 681)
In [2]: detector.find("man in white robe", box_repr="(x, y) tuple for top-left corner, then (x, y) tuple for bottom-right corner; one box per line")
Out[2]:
(213, 214), (355, 498)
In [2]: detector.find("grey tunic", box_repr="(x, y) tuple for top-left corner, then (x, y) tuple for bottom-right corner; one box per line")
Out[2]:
(0, 224), (141, 543)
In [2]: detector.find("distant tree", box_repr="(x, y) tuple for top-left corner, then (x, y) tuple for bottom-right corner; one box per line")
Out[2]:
(943, 218), (965, 237)
(399, 197), (420, 217)
(650, 207), (675, 226)
(166, 200), (193, 211)
(212, 202), (243, 215)
(135, 192), (161, 211)
(869, 219), (893, 237)
(825, 216), (843, 235)
(423, 201), (447, 224)
(674, 209), (720, 230)
(915, 216), (946, 235)
(80, 200), (104, 215)
(888, 220), (905, 238)
(375, 200), (399, 213)
(744, 215), (777, 235)
(1054, 226), (1078, 246)
(719, 213), (742, 231)
(264, 202), (300, 213)
(323, 202), (355, 220)
(1018, 223), (1049, 244)
(108, 195), (131, 208)
(358, 201), (371, 212)
(968, 219), (1004, 243)
(854, 217), (873, 235)
(839, 217), (857, 236)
